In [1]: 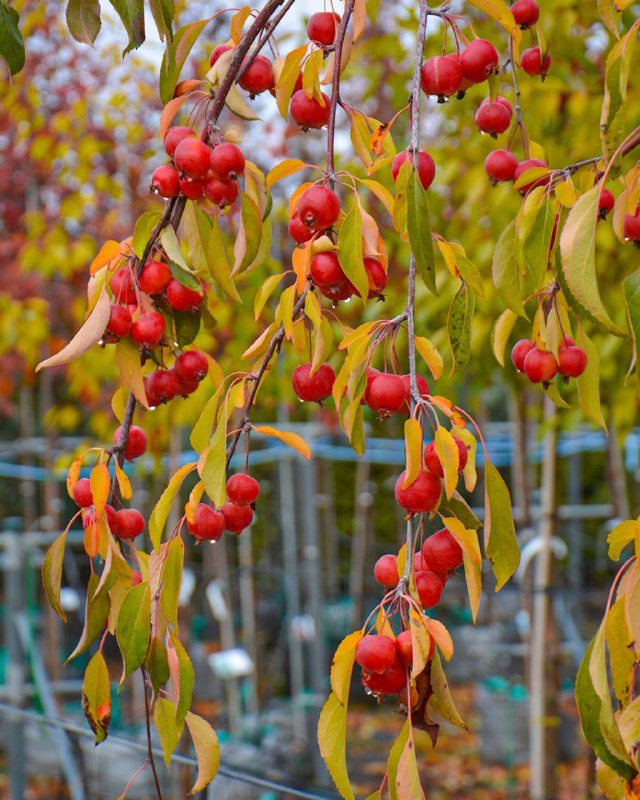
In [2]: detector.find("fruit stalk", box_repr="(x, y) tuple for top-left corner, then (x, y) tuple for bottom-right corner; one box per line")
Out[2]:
(508, 37), (529, 158)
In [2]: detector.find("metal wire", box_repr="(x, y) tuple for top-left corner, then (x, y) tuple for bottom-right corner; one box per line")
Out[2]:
(0, 703), (339, 800)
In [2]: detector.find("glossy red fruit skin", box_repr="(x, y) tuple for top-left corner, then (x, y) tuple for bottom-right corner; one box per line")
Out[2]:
(511, 339), (535, 371)
(105, 305), (133, 340)
(373, 554), (399, 588)
(292, 362), (335, 402)
(455, 436), (469, 471)
(355, 634), (397, 674)
(221, 502), (253, 534)
(391, 150), (436, 191)
(394, 470), (442, 514)
(523, 348), (558, 383)
(83, 504), (119, 532)
(290, 90), (331, 129)
(209, 43), (233, 67)
(72, 478), (93, 508)
(365, 372), (406, 417)
(485, 149), (519, 183)
(416, 570), (445, 609)
(138, 261), (172, 295)
(174, 138), (211, 179)
(424, 440), (444, 478)
(422, 528), (463, 572)
(298, 185), (340, 231)
(362, 658), (407, 695)
(307, 11), (341, 46)
(151, 165), (180, 198)
(166, 279), (203, 313)
(460, 39), (500, 84)
(226, 473), (261, 506)
(558, 346), (588, 378)
(179, 176), (207, 200)
(511, 0), (540, 27)
(323, 281), (355, 302)
(114, 424), (147, 460)
(146, 370), (180, 405)
(130, 312), (166, 349)
(174, 350), (208, 383)
(288, 214), (314, 244)
(420, 55), (463, 99)
(210, 142), (245, 179)
(204, 176), (239, 207)
(598, 188), (615, 218)
(176, 377), (200, 397)
(310, 252), (346, 291)
(164, 126), (196, 158)
(111, 268), (137, 303)
(363, 257), (387, 298)
(623, 206), (640, 240)
(115, 508), (145, 540)
(239, 55), (274, 94)
(187, 504), (225, 541)
(395, 630), (413, 667)
(475, 97), (513, 136)
(513, 158), (549, 194)
(520, 47), (551, 77)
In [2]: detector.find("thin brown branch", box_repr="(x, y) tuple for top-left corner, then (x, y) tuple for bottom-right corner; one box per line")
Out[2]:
(326, 0), (357, 182)
(237, 0), (297, 82)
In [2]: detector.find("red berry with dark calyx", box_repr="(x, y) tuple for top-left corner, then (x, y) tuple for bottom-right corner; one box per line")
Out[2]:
(288, 214), (314, 244)
(365, 372), (406, 417)
(364, 257), (387, 298)
(130, 312), (166, 349)
(292, 362), (335, 402)
(146, 369), (180, 405)
(138, 261), (172, 295)
(176, 377), (200, 397)
(307, 12), (341, 46)
(355, 634), (397, 674)
(72, 478), (93, 508)
(204, 176), (238, 207)
(173, 138), (211, 179)
(415, 570), (445, 609)
(179, 177), (207, 200)
(394, 470), (442, 514)
(485, 149), (519, 184)
(475, 97), (513, 137)
(187, 504), (224, 541)
(174, 350), (208, 383)
(511, 339), (535, 372)
(226, 473), (261, 506)
(210, 142), (245, 179)
(323, 280), (355, 302)
(115, 508), (145, 540)
(373, 554), (399, 588)
(523, 348), (558, 383)
(362, 659), (407, 695)
(104, 304), (132, 341)
(422, 528), (463, 572)
(513, 158), (549, 194)
(111, 268), (136, 304)
(391, 150), (436, 191)
(289, 90), (331, 129)
(164, 126), (196, 158)
(520, 47), (551, 78)
(446, 52), (474, 95)
(221, 502), (253, 534)
(623, 206), (640, 241)
(511, 0), (540, 27)
(114, 424), (147, 460)
(420, 55), (463, 100)
(166, 279), (204, 313)
(310, 251), (346, 291)
(297, 185), (340, 231)
(150, 165), (180, 198)
(239, 55), (274, 95)
(598, 188), (615, 219)
(558, 346), (588, 378)
(460, 39), (500, 84)
(209, 43), (233, 67)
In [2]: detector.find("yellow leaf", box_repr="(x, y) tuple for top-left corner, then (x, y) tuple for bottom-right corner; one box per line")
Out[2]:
(230, 6), (250, 42)
(330, 630), (363, 705)
(186, 712), (220, 793)
(414, 336), (443, 381)
(402, 418), (423, 489)
(435, 427), (459, 499)
(452, 425), (477, 492)
(352, 0), (366, 40)
(555, 177), (578, 207)
(115, 337), (150, 410)
(491, 310), (518, 367)
(90, 462), (110, 516)
(423, 616), (454, 661)
(66, 456), (84, 499)
(252, 425), (311, 460)
(442, 517), (481, 565)
(115, 462), (132, 501)
(318, 694), (355, 800)
(607, 519), (637, 561)
(266, 159), (308, 190)
(408, 605), (432, 680)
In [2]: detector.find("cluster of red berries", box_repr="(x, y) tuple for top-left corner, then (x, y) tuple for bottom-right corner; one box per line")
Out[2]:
(210, 43), (275, 96)
(511, 335), (587, 383)
(144, 348), (209, 407)
(355, 630), (422, 696)
(365, 368), (430, 419)
(151, 127), (246, 207)
(186, 473), (260, 541)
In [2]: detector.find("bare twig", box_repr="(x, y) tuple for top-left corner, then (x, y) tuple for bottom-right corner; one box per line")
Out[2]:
(326, 0), (357, 182)
(141, 668), (163, 800)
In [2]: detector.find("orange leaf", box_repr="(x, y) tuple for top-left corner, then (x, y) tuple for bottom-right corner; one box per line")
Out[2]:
(252, 425), (311, 460)
(90, 462), (110, 516)
(84, 523), (101, 558)
(160, 95), (190, 140)
(292, 246), (312, 294)
(89, 241), (120, 276)
(66, 456), (84, 499)
(175, 79), (204, 96)
(370, 122), (390, 157)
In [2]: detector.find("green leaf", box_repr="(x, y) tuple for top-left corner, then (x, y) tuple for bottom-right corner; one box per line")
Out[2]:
(387, 718), (411, 800)
(429, 650), (467, 729)
(66, 0), (101, 44)
(160, 16), (209, 103)
(575, 328), (608, 433)
(116, 582), (151, 684)
(623, 271), (640, 378)
(395, 725), (422, 800)
(173, 309), (202, 347)
(447, 282), (475, 374)
(519, 193), (556, 292)
(0, 1), (24, 75)
(600, 26), (637, 163)
(149, 462), (196, 551)
(606, 597), (635, 706)
(148, 0), (173, 42)
(168, 632), (194, 727)
(233, 192), (263, 273)
(207, 214), (242, 301)
(484, 461), (520, 590)
(154, 697), (180, 766)
(337, 200), (367, 302)
(42, 531), (68, 622)
(493, 221), (526, 317)
(558, 186), (625, 335)
(442, 491), (483, 530)
(82, 651), (111, 744)
(107, 0), (145, 56)
(186, 712), (220, 793)
(317, 693), (355, 800)
(202, 416), (228, 509)
(145, 636), (171, 693)
(115, 336), (149, 410)
(161, 226), (190, 271)
(607, 519), (636, 561)
(597, 0), (620, 38)
(330, 631), (362, 705)
(406, 168), (436, 295)
(491, 309), (518, 367)
(275, 44), (308, 119)
(160, 537), (184, 632)
(132, 211), (162, 259)
(67, 574), (111, 661)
